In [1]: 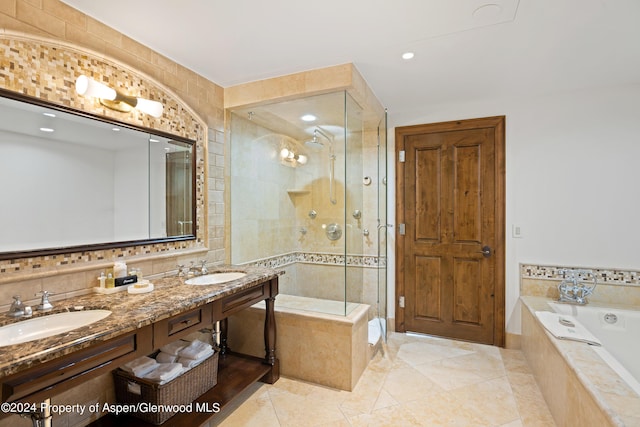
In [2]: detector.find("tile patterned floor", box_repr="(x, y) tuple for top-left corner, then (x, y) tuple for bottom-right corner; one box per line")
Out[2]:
(210, 332), (556, 426)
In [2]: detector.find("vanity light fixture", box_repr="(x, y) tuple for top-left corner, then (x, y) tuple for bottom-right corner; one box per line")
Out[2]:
(75, 75), (163, 118)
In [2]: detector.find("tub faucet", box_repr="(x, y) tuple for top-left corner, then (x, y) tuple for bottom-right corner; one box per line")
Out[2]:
(557, 269), (597, 305)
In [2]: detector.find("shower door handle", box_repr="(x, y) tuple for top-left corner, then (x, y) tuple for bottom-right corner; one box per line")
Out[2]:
(479, 246), (492, 258)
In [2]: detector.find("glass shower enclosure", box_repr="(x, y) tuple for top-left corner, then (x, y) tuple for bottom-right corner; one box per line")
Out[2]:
(229, 91), (387, 342)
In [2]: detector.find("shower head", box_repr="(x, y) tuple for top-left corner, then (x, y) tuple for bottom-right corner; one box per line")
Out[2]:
(304, 133), (324, 150)
(303, 127), (333, 150)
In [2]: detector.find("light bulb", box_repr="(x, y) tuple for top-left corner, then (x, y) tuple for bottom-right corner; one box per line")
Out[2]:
(297, 154), (307, 165)
(75, 75), (116, 100)
(135, 98), (163, 118)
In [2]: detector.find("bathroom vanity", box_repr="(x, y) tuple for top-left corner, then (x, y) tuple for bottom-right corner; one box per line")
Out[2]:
(0, 265), (280, 426)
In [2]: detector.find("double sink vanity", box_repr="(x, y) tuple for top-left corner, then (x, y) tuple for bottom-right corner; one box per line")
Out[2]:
(0, 265), (281, 426)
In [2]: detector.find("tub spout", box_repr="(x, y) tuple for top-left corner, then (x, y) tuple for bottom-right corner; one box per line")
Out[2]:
(557, 269), (597, 305)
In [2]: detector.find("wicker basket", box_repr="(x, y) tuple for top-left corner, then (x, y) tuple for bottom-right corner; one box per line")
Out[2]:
(113, 352), (218, 425)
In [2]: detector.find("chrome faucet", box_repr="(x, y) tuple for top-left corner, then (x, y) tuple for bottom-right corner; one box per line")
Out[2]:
(8, 295), (25, 317)
(35, 291), (54, 311)
(177, 261), (208, 277)
(188, 260), (208, 276)
(557, 269), (597, 305)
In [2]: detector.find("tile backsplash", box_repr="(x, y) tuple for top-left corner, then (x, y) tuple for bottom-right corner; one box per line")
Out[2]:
(520, 263), (640, 306)
(521, 263), (640, 286)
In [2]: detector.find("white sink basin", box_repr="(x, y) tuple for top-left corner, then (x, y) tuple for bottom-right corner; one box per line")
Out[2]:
(0, 310), (112, 347)
(185, 272), (247, 286)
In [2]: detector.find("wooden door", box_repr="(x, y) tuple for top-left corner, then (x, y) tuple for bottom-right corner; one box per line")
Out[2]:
(166, 151), (193, 236)
(396, 116), (505, 346)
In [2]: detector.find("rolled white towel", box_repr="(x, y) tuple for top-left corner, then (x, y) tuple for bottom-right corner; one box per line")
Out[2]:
(143, 363), (183, 384)
(156, 351), (178, 364)
(177, 347), (214, 368)
(179, 339), (213, 360)
(121, 356), (158, 377)
(159, 340), (188, 356)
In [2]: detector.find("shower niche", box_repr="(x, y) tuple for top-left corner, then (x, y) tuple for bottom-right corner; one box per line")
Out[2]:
(229, 89), (387, 339)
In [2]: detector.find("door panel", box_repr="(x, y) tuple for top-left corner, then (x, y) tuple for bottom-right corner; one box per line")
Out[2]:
(415, 146), (442, 241)
(396, 117), (505, 346)
(414, 255), (442, 320)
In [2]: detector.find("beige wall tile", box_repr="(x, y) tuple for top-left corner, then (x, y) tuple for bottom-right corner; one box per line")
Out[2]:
(43, 0), (85, 29)
(0, 0), (16, 17)
(16, 0), (65, 38)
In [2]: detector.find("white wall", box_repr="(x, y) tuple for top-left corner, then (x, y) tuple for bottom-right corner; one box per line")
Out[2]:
(388, 83), (640, 334)
(0, 132), (115, 251)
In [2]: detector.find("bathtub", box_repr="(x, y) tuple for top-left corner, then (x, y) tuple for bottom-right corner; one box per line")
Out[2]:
(521, 296), (640, 427)
(549, 301), (640, 396)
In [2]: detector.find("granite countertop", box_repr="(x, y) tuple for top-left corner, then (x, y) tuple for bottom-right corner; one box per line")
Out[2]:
(0, 265), (281, 378)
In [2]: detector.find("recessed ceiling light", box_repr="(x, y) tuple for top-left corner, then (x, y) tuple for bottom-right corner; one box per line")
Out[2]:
(301, 114), (316, 122)
(42, 112), (56, 118)
(149, 138), (160, 143)
(402, 52), (415, 60)
(112, 127), (120, 132)
(39, 127), (54, 132)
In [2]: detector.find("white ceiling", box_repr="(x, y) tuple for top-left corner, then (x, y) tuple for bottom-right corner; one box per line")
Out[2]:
(61, 0), (640, 125)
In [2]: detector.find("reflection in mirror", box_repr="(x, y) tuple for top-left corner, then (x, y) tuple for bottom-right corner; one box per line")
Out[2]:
(0, 91), (195, 258)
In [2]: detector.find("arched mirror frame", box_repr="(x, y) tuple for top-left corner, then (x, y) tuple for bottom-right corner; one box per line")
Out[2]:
(0, 33), (207, 272)
(0, 87), (198, 261)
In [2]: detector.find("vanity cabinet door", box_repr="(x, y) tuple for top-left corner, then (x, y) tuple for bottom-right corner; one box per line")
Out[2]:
(153, 303), (213, 348)
(2, 325), (153, 404)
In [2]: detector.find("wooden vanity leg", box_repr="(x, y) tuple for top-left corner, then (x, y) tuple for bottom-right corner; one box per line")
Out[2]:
(219, 317), (229, 357)
(261, 290), (279, 383)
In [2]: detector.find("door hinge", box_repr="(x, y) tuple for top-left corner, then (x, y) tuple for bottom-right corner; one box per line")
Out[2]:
(399, 150), (405, 163)
(399, 296), (405, 308)
(399, 223), (406, 235)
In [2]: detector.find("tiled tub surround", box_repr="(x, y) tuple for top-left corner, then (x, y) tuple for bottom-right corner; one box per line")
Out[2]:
(228, 295), (369, 391)
(0, 265), (279, 377)
(243, 251), (385, 316)
(520, 264), (640, 305)
(521, 296), (640, 426)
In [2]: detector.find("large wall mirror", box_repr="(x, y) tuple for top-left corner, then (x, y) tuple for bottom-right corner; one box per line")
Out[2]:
(0, 89), (196, 260)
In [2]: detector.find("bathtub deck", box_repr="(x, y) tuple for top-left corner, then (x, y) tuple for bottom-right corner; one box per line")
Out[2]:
(228, 294), (370, 391)
(521, 296), (640, 426)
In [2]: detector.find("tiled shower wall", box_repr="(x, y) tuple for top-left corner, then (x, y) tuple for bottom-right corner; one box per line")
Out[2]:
(0, 1), (225, 308)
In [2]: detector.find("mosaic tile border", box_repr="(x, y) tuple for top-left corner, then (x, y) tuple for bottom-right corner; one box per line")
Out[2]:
(241, 252), (387, 269)
(0, 33), (207, 274)
(521, 264), (640, 286)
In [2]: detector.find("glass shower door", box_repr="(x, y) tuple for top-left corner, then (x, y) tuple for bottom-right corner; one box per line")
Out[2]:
(376, 110), (388, 342)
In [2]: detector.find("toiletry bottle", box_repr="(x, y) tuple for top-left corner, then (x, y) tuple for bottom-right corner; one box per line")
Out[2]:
(105, 273), (115, 288)
(114, 261), (127, 279)
(98, 272), (106, 288)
